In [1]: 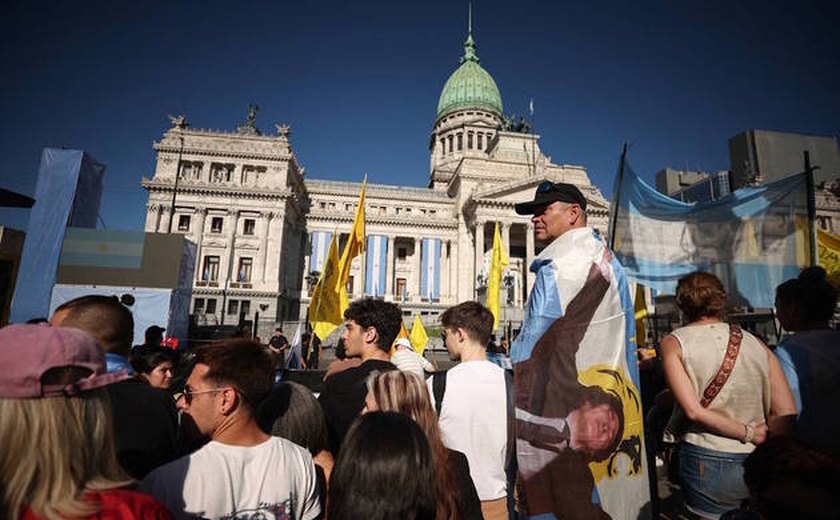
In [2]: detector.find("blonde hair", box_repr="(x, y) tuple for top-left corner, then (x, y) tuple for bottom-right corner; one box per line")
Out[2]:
(366, 371), (459, 520)
(0, 388), (131, 520)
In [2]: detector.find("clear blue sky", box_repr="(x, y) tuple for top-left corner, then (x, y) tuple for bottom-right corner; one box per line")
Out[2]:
(2, 0), (838, 231)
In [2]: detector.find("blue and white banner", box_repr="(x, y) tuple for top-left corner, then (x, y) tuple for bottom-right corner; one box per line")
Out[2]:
(310, 231), (332, 273)
(420, 238), (441, 301)
(610, 161), (811, 308)
(365, 235), (388, 297)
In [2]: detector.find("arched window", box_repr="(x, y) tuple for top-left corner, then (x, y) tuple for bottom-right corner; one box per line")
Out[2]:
(477, 133), (484, 150)
(457, 133), (463, 151)
(467, 132), (473, 149)
(440, 139), (446, 155)
(448, 135), (453, 153)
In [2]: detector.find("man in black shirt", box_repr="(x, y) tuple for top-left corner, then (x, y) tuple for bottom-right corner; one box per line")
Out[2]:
(50, 295), (180, 478)
(268, 327), (289, 368)
(319, 298), (400, 454)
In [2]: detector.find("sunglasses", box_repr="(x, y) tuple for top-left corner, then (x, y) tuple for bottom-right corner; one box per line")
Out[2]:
(182, 385), (229, 404)
(536, 180), (560, 194)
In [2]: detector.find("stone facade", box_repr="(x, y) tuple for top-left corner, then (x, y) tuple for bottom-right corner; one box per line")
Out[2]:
(141, 30), (610, 332)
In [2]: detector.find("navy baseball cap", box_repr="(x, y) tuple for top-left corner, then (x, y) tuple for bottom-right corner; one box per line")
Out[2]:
(514, 181), (587, 215)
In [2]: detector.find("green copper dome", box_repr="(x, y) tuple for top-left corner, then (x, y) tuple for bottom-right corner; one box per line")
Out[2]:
(436, 31), (503, 121)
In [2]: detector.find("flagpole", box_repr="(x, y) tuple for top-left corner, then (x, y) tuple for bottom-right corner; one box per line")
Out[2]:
(530, 98), (535, 176)
(804, 150), (817, 267)
(608, 143), (629, 251)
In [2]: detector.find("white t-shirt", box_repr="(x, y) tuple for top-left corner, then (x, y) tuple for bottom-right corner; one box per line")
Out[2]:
(140, 436), (320, 520)
(428, 360), (507, 501)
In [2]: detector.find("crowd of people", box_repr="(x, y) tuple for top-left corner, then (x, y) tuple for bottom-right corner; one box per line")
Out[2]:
(1, 181), (839, 520)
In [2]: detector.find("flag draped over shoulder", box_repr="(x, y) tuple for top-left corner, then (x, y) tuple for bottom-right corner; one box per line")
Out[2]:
(309, 234), (347, 341)
(409, 315), (428, 355)
(510, 228), (648, 519)
(818, 228), (840, 288)
(338, 177), (366, 287)
(487, 222), (509, 330)
(610, 160), (811, 308)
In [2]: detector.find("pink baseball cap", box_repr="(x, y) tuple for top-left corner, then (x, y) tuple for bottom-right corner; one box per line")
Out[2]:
(0, 324), (130, 398)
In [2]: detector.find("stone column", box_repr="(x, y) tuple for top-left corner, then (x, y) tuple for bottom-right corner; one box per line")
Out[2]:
(145, 204), (161, 232)
(259, 211), (272, 283)
(159, 205), (172, 233)
(385, 235), (395, 301)
(474, 220), (485, 293)
(525, 222), (535, 297)
(448, 239), (457, 303)
(224, 210), (239, 287)
(193, 208), (207, 283)
(501, 221), (510, 260)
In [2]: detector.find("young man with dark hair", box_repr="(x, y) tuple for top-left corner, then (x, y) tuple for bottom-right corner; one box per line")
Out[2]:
(141, 339), (320, 520)
(319, 298), (400, 454)
(431, 301), (510, 520)
(268, 327), (290, 368)
(50, 294), (179, 479)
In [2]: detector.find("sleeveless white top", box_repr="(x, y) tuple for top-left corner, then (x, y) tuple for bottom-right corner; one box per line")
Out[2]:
(668, 322), (770, 453)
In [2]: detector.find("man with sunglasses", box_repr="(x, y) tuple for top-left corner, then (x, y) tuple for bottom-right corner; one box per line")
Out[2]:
(510, 182), (645, 518)
(140, 338), (321, 520)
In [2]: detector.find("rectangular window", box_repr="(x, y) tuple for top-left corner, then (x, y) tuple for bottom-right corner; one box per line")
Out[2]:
(205, 299), (217, 314)
(457, 133), (463, 151)
(177, 215), (191, 232)
(397, 247), (407, 260)
(448, 135), (453, 153)
(238, 257), (253, 283)
(243, 218), (256, 235)
(210, 163), (234, 183)
(193, 298), (205, 313)
(467, 132), (473, 149)
(211, 217), (223, 233)
(202, 256), (220, 282)
(240, 300), (251, 316)
(395, 278), (407, 300)
(478, 133), (484, 149)
(227, 299), (239, 315)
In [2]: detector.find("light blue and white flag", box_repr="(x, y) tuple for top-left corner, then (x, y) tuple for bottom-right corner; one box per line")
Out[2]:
(420, 238), (441, 301)
(610, 160), (811, 309)
(365, 235), (388, 297)
(310, 231), (332, 273)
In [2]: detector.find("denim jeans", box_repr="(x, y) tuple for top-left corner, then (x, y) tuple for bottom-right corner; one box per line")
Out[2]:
(679, 442), (749, 518)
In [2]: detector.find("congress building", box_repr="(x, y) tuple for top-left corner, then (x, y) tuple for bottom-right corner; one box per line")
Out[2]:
(142, 25), (610, 335)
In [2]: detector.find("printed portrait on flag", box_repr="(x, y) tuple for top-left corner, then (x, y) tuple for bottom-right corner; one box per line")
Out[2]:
(511, 229), (649, 519)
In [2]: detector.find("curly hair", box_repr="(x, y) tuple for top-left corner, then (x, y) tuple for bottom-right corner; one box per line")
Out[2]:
(344, 298), (403, 352)
(676, 271), (727, 322)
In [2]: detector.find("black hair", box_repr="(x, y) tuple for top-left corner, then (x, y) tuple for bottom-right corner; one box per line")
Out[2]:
(329, 412), (436, 520)
(776, 266), (837, 326)
(130, 346), (175, 375)
(579, 385), (625, 462)
(343, 298), (403, 352)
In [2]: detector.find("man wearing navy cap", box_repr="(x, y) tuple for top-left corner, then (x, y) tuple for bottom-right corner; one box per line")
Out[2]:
(514, 181), (588, 243)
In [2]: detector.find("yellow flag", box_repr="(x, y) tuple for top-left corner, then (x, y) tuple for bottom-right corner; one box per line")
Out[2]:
(486, 222), (509, 330)
(409, 314), (428, 355)
(397, 321), (410, 340)
(309, 234), (348, 341)
(338, 176), (366, 287)
(634, 283), (647, 347)
(818, 228), (840, 288)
